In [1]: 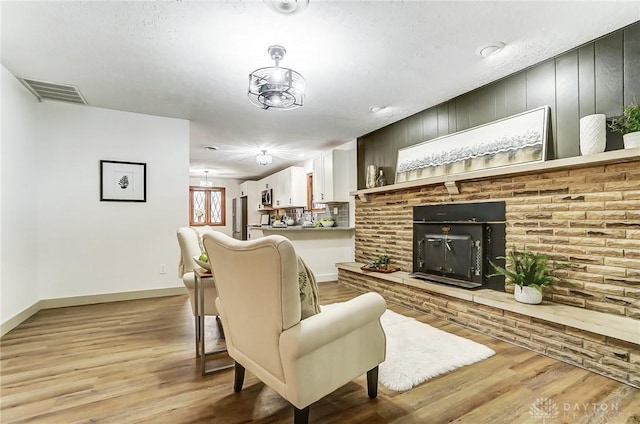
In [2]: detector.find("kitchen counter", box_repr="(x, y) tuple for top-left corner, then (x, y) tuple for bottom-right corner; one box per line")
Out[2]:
(261, 225), (354, 231)
(247, 225), (355, 282)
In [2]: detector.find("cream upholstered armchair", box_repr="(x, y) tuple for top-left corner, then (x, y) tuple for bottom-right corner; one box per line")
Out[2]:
(202, 232), (387, 424)
(176, 227), (221, 353)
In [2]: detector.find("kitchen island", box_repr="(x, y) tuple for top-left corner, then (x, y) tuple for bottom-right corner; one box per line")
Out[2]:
(247, 225), (355, 282)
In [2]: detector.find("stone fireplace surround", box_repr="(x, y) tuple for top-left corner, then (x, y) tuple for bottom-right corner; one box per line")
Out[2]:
(339, 149), (640, 388)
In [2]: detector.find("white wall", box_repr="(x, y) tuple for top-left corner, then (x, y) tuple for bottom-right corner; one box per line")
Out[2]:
(188, 176), (241, 237)
(1, 66), (41, 323)
(34, 101), (190, 300)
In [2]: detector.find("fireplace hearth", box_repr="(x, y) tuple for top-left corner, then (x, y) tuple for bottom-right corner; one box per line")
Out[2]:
(411, 201), (505, 291)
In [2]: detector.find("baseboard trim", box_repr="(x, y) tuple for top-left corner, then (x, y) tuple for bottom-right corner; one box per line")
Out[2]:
(1, 287), (186, 338)
(40, 287), (187, 309)
(0, 302), (41, 338)
(315, 273), (338, 283)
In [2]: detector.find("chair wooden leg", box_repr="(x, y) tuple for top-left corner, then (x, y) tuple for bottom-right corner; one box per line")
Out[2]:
(233, 361), (245, 393)
(293, 405), (310, 424)
(367, 366), (379, 399)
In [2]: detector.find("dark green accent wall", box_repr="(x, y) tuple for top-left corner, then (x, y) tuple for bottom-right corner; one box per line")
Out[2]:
(357, 21), (640, 189)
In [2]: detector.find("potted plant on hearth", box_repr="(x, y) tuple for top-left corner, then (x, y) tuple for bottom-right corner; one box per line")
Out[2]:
(608, 100), (640, 149)
(490, 247), (558, 305)
(362, 254), (398, 273)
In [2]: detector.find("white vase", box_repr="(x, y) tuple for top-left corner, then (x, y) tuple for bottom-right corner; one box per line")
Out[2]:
(514, 285), (542, 304)
(579, 114), (606, 155)
(623, 131), (640, 149)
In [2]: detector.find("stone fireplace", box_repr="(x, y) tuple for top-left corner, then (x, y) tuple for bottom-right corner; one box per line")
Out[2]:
(340, 152), (640, 388)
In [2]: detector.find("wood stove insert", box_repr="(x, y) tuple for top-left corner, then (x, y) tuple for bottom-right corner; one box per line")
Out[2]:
(411, 201), (505, 291)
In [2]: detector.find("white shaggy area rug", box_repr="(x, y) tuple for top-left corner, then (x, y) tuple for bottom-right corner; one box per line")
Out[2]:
(321, 304), (495, 391)
(378, 308), (495, 391)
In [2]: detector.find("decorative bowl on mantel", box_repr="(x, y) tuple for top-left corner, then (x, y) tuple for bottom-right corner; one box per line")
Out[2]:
(320, 221), (334, 227)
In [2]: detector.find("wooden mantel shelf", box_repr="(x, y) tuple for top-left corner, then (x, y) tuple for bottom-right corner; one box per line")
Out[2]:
(352, 147), (640, 202)
(337, 262), (640, 345)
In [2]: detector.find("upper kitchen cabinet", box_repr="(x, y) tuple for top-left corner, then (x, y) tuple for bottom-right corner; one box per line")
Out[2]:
(240, 180), (256, 197)
(258, 175), (274, 190)
(273, 166), (306, 208)
(313, 149), (351, 203)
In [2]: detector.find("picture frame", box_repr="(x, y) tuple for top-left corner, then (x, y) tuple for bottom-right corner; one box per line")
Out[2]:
(395, 106), (550, 184)
(100, 160), (147, 202)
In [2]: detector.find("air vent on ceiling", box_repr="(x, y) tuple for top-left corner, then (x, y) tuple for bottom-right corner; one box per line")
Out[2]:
(17, 77), (87, 105)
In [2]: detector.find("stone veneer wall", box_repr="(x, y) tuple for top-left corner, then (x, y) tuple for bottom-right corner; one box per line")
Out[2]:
(355, 160), (640, 318)
(339, 270), (640, 388)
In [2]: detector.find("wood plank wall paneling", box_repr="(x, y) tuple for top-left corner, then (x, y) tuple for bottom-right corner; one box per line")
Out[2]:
(595, 31), (624, 118)
(468, 85), (495, 129)
(357, 21), (640, 189)
(505, 72), (527, 118)
(437, 103), (449, 137)
(624, 24), (640, 106)
(526, 59), (558, 159)
(405, 113), (423, 146)
(455, 96), (470, 132)
(578, 44), (596, 117)
(555, 51), (580, 159)
(422, 108), (438, 141)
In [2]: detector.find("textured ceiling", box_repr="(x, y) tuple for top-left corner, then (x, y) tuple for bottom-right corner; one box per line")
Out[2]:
(2, 1), (639, 180)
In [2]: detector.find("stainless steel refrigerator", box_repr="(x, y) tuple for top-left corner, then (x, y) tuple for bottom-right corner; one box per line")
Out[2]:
(232, 196), (248, 240)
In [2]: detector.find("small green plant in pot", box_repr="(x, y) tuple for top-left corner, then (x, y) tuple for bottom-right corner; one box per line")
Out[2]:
(490, 247), (556, 304)
(608, 100), (640, 149)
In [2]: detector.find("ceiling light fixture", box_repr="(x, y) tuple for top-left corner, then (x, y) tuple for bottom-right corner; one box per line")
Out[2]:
(263, 0), (310, 15)
(248, 45), (305, 110)
(475, 42), (505, 58)
(200, 170), (213, 187)
(370, 105), (386, 113)
(256, 150), (273, 166)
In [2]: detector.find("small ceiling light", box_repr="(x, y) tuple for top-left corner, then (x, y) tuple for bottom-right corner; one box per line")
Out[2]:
(263, 0), (309, 15)
(200, 170), (214, 187)
(248, 45), (305, 110)
(370, 105), (386, 113)
(475, 42), (505, 58)
(256, 150), (273, 166)
(203, 145), (219, 151)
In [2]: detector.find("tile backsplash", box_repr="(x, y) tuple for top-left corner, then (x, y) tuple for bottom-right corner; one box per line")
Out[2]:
(315, 203), (349, 227)
(274, 203), (350, 227)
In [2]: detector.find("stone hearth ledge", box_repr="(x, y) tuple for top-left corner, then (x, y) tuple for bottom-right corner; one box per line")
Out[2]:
(336, 262), (639, 345)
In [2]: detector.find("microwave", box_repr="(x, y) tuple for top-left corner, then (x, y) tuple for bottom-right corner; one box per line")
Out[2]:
(261, 188), (272, 206)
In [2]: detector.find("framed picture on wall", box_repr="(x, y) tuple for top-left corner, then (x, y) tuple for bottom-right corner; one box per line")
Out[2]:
(100, 160), (147, 202)
(395, 106), (550, 184)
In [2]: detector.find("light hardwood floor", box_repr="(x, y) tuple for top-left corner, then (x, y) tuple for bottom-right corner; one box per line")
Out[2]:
(1, 283), (639, 424)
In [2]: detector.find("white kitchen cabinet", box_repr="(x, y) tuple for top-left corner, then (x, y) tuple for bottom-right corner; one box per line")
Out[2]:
(240, 181), (261, 223)
(273, 166), (306, 208)
(313, 149), (351, 203)
(239, 180), (256, 198)
(260, 175), (275, 190)
(247, 227), (264, 240)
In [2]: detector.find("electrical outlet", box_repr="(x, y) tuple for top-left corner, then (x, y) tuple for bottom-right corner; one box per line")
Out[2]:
(333, 207), (338, 215)
(159, 264), (167, 274)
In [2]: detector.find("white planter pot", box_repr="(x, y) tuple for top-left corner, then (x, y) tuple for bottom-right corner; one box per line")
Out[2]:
(579, 114), (606, 155)
(514, 285), (543, 304)
(623, 131), (640, 149)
